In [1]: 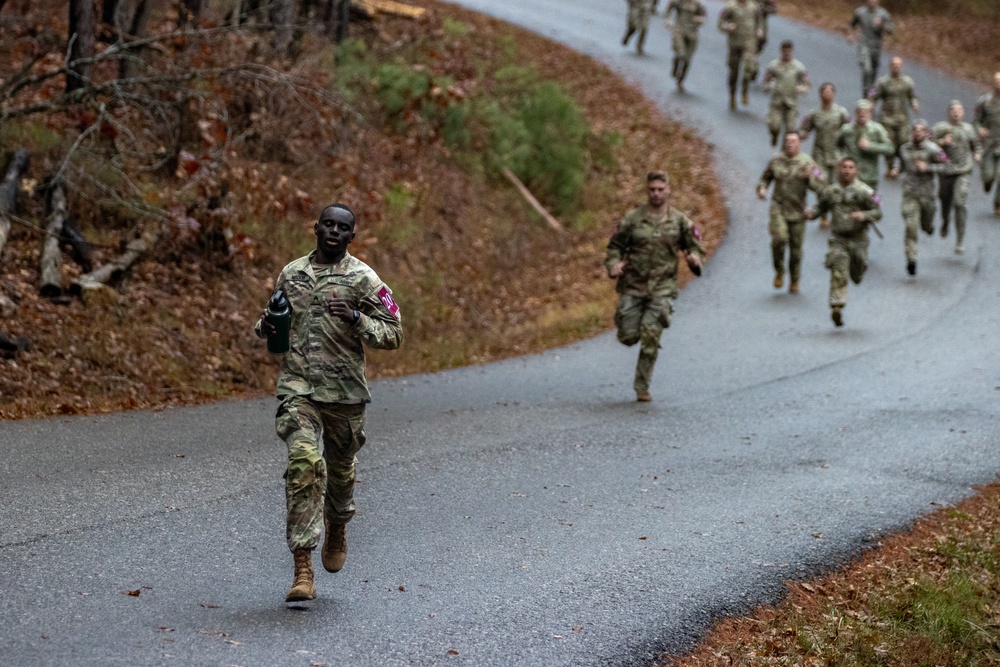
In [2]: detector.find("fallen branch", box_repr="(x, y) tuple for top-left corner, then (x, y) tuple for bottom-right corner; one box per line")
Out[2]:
(70, 222), (164, 301)
(353, 0), (426, 19)
(0, 148), (29, 259)
(39, 181), (67, 298)
(501, 167), (567, 235)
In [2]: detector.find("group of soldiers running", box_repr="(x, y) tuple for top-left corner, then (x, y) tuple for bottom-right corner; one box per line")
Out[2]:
(612, 0), (1000, 401)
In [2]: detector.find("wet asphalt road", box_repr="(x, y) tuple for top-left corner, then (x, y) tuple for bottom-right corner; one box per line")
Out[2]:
(2, 2), (998, 666)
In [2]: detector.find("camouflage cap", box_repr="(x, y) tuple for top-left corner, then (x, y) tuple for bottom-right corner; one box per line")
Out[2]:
(855, 99), (873, 110)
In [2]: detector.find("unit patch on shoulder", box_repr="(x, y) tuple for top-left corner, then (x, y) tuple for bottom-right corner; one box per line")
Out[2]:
(378, 284), (400, 319)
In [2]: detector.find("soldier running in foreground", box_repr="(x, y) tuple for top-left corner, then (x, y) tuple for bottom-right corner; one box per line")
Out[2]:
(836, 99), (894, 191)
(762, 40), (810, 147)
(899, 120), (949, 276)
(848, 0), (894, 98)
(974, 72), (1000, 216)
(664, 0), (707, 92)
(799, 83), (851, 226)
(869, 56), (919, 179)
(718, 0), (762, 109)
(756, 132), (826, 294)
(807, 157), (883, 328)
(933, 101), (982, 254)
(623, 0), (660, 56)
(256, 204), (403, 603)
(606, 171), (705, 402)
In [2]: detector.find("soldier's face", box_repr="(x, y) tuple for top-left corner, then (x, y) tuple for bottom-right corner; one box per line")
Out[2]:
(856, 107), (871, 124)
(783, 134), (800, 157)
(993, 73), (1000, 92)
(647, 179), (669, 208)
(819, 85), (835, 104)
(911, 125), (928, 144)
(948, 104), (964, 123)
(890, 58), (902, 75)
(867, 0), (878, 8)
(314, 207), (356, 259)
(780, 47), (792, 62)
(838, 160), (858, 184)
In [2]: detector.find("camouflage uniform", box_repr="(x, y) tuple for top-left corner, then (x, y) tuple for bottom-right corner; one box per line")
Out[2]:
(813, 177), (882, 311)
(665, 0), (707, 87)
(899, 139), (949, 264)
(757, 151), (826, 287)
(974, 90), (1000, 211)
(256, 250), (403, 552)
(763, 57), (809, 142)
(933, 118), (982, 250)
(718, 0), (761, 104)
(756, 0), (777, 53)
(870, 73), (917, 171)
(624, 0), (659, 55)
(800, 104), (852, 182)
(836, 119), (895, 190)
(606, 204), (704, 395)
(850, 4), (894, 97)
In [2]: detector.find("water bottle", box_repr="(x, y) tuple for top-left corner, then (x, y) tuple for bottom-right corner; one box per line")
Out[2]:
(266, 289), (291, 354)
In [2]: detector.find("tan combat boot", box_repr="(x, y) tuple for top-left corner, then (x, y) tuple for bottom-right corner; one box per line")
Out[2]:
(635, 389), (652, 402)
(321, 518), (348, 573)
(773, 272), (784, 289)
(788, 281), (800, 295)
(285, 548), (316, 602)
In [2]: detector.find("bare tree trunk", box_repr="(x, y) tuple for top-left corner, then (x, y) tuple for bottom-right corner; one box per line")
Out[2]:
(71, 222), (164, 300)
(39, 182), (68, 298)
(60, 219), (94, 273)
(68, 0), (96, 93)
(0, 149), (29, 259)
(272, 0), (295, 57)
(118, 0), (151, 80)
(336, 0), (350, 43)
(180, 0), (202, 27)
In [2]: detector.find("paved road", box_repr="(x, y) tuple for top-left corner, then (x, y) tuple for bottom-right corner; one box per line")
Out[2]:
(2, 2), (997, 666)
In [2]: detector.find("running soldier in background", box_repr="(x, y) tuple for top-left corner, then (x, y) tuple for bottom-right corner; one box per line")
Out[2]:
(718, 0), (762, 109)
(799, 83), (851, 226)
(806, 157), (882, 328)
(756, 132), (826, 294)
(870, 56), (919, 179)
(756, 0), (777, 54)
(606, 171), (705, 403)
(664, 0), (707, 92)
(762, 40), (809, 147)
(836, 99), (895, 191)
(974, 72), (1000, 216)
(848, 0), (894, 98)
(899, 120), (949, 276)
(933, 101), (982, 254)
(623, 0), (659, 56)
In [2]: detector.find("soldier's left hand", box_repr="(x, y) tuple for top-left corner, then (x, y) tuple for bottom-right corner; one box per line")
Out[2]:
(685, 253), (702, 276)
(328, 297), (358, 323)
(756, 186), (768, 200)
(849, 211), (866, 222)
(915, 160), (927, 172)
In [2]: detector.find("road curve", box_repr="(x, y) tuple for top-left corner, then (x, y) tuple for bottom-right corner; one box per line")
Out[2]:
(1, 2), (998, 666)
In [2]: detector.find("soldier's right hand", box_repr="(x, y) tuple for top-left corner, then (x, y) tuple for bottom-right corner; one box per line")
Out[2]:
(849, 211), (866, 222)
(756, 186), (768, 200)
(857, 137), (870, 150)
(260, 313), (276, 337)
(608, 261), (627, 278)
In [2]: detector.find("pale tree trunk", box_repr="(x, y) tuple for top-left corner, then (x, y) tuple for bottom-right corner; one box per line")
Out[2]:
(39, 182), (68, 298)
(272, 0), (295, 57)
(68, 0), (96, 93)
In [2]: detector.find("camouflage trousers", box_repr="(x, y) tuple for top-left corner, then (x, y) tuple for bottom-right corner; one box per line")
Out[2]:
(856, 44), (881, 96)
(825, 233), (869, 308)
(902, 193), (936, 261)
(938, 173), (971, 246)
(615, 293), (673, 393)
(672, 30), (699, 61)
(767, 98), (800, 140)
(981, 149), (1000, 209)
(726, 45), (759, 94)
(883, 122), (907, 171)
(276, 395), (367, 552)
(769, 213), (807, 284)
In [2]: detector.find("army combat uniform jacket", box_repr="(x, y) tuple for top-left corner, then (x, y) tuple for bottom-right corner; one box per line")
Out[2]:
(836, 120), (895, 188)
(974, 91), (1000, 156)
(870, 74), (917, 129)
(850, 4), (893, 51)
(757, 151), (826, 222)
(800, 104), (852, 173)
(605, 204), (705, 299)
(933, 120), (981, 176)
(718, 0), (760, 49)
(256, 250), (403, 404)
(814, 178), (882, 238)
(900, 140), (949, 200)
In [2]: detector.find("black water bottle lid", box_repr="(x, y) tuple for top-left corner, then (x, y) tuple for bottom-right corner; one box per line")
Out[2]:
(270, 289), (289, 310)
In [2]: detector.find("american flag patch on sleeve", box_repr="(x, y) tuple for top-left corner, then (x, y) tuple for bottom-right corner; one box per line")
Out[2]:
(378, 284), (400, 319)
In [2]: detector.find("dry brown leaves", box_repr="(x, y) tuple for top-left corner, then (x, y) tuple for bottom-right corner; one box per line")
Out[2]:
(0, 0), (725, 419)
